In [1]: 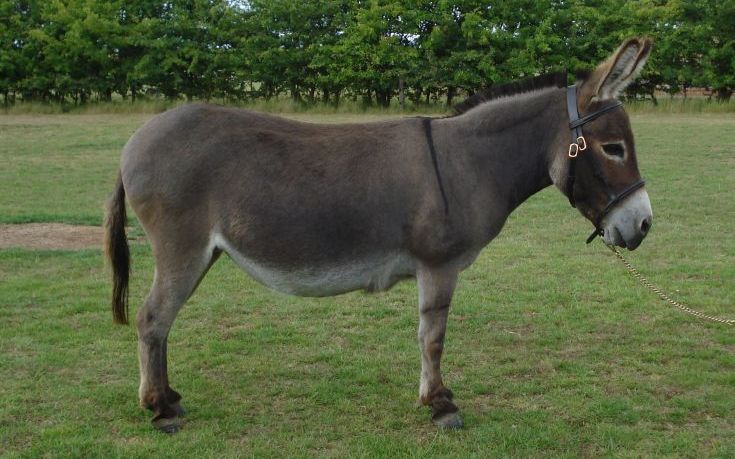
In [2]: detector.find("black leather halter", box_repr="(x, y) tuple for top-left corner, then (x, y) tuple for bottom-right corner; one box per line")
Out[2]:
(564, 85), (646, 243)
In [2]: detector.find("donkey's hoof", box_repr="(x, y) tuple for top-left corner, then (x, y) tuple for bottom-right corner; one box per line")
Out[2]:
(171, 402), (186, 417)
(152, 416), (182, 434)
(433, 411), (463, 429)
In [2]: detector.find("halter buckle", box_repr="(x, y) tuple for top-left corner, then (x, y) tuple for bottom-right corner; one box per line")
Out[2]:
(568, 143), (579, 158)
(576, 136), (587, 151)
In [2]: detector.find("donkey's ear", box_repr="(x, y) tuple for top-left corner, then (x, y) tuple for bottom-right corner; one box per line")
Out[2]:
(580, 37), (653, 103)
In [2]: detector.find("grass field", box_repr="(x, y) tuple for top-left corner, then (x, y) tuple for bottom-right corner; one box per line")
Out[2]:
(1, 111), (734, 457)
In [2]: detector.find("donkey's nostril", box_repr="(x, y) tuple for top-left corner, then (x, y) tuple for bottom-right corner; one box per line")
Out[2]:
(640, 216), (652, 235)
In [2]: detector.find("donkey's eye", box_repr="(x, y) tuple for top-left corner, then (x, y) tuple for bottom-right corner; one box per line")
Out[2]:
(602, 143), (625, 158)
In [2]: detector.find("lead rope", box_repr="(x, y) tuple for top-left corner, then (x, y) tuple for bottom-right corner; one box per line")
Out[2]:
(605, 243), (735, 326)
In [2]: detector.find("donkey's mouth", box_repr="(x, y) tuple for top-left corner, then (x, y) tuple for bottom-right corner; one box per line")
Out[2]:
(603, 227), (627, 248)
(604, 226), (646, 251)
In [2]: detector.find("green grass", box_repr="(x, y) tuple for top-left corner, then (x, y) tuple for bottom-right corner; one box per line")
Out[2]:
(626, 98), (735, 114)
(1, 111), (734, 457)
(0, 115), (145, 225)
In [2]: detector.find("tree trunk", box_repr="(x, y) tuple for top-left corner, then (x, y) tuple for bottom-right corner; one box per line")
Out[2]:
(376, 90), (390, 107)
(411, 86), (422, 104)
(650, 89), (658, 106)
(291, 86), (301, 102)
(716, 88), (732, 101)
(399, 78), (405, 109)
(446, 86), (455, 107)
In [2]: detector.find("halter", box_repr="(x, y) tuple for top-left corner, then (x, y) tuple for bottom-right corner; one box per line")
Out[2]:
(564, 85), (646, 243)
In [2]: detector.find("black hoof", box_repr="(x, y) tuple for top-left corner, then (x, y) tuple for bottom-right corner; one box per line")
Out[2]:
(152, 416), (182, 434)
(428, 388), (462, 430)
(432, 411), (463, 429)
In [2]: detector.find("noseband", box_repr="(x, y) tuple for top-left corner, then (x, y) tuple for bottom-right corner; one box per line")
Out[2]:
(564, 85), (646, 243)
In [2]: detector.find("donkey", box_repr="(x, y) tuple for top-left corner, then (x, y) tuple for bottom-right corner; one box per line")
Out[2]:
(106, 38), (653, 432)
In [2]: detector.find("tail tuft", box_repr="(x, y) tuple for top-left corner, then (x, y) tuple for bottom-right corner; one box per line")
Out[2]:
(105, 172), (130, 325)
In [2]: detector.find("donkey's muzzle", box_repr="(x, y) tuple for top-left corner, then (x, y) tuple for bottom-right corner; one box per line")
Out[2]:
(601, 189), (653, 251)
(623, 215), (651, 250)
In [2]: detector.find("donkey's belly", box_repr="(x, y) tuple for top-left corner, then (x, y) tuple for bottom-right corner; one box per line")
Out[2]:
(211, 232), (416, 296)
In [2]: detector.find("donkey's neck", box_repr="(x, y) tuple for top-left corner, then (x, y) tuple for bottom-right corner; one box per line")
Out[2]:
(436, 87), (567, 213)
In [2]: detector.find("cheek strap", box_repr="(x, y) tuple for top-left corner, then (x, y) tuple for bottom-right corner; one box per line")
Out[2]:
(564, 85), (623, 208)
(565, 85), (644, 244)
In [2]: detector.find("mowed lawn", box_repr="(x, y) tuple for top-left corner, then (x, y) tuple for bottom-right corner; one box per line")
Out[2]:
(1, 111), (734, 458)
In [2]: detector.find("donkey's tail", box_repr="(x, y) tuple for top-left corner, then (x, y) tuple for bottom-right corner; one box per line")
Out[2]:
(105, 171), (130, 325)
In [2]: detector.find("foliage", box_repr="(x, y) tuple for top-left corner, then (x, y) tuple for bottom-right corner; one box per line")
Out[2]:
(0, 0), (733, 106)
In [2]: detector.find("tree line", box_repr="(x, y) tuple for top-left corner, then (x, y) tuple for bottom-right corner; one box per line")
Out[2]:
(1, 0), (733, 107)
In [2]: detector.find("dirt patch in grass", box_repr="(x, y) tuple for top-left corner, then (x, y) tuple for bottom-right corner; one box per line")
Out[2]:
(0, 223), (105, 250)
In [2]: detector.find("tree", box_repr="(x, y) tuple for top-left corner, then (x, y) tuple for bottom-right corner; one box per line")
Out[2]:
(698, 0), (735, 100)
(20, 0), (121, 104)
(0, 0), (731, 106)
(0, 0), (33, 104)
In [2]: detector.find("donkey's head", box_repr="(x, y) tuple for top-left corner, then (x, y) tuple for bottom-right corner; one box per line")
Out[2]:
(563, 37), (654, 250)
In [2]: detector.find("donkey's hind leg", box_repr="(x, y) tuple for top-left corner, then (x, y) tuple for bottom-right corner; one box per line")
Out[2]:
(416, 263), (462, 429)
(137, 238), (220, 433)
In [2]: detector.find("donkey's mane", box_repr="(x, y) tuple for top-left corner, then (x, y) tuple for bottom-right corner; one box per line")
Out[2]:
(452, 71), (568, 116)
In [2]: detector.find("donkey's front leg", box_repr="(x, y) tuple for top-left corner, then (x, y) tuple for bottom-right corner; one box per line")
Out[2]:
(416, 263), (462, 429)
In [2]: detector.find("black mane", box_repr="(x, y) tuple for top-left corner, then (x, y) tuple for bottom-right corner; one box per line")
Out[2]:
(452, 71), (568, 116)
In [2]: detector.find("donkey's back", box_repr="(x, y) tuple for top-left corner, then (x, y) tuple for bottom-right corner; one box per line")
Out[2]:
(122, 104), (424, 209)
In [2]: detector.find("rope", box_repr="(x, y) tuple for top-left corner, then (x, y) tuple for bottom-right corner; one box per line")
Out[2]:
(606, 244), (735, 326)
